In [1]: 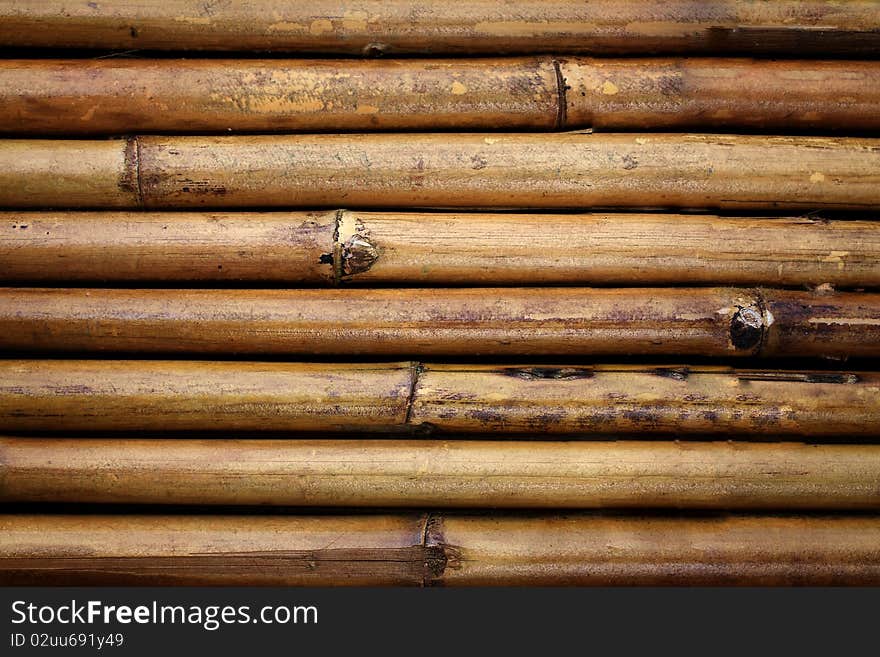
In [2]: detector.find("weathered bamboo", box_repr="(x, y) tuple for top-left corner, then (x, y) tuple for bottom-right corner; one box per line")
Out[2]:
(0, 514), (429, 586)
(3, 211), (879, 288)
(3, 58), (880, 134)
(2, 514), (879, 585)
(4, 438), (879, 510)
(0, 361), (876, 436)
(1, 287), (877, 358)
(2, 134), (878, 210)
(0, 1), (878, 55)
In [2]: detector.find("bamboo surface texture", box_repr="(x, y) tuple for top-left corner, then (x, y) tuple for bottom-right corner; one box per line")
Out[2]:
(2, 211), (880, 287)
(1, 1), (878, 55)
(1, 287), (877, 358)
(0, 361), (876, 436)
(3, 438), (879, 510)
(1, 134), (879, 210)
(2, 514), (879, 585)
(3, 58), (880, 134)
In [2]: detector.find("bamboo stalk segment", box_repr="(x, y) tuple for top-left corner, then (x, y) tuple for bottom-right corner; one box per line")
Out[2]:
(0, 139), (138, 208)
(2, 134), (879, 210)
(1, 287), (877, 358)
(0, 210), (340, 284)
(3, 211), (879, 287)
(0, 1), (878, 55)
(2, 58), (879, 134)
(0, 361), (876, 436)
(432, 515), (880, 586)
(0, 360), (414, 433)
(2, 514), (879, 585)
(0, 514), (430, 586)
(0, 58), (559, 134)
(3, 438), (879, 510)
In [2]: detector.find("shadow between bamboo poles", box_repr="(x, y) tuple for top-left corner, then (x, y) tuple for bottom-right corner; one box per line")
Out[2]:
(2, 438), (880, 509)
(0, 287), (877, 358)
(2, 58), (879, 134)
(0, 361), (877, 436)
(2, 514), (880, 585)
(0, 1), (879, 55)
(2, 211), (880, 287)
(1, 134), (880, 210)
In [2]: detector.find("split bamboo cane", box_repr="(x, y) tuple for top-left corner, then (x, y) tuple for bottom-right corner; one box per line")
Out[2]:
(3, 58), (880, 134)
(1, 134), (879, 210)
(1, 287), (877, 358)
(2, 514), (879, 585)
(3, 438), (879, 510)
(2, 211), (880, 287)
(0, 361), (876, 436)
(0, 1), (878, 56)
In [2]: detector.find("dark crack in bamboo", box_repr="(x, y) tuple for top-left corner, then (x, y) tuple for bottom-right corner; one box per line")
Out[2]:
(1, 287), (877, 358)
(2, 58), (879, 134)
(3, 438), (880, 510)
(3, 514), (879, 586)
(2, 211), (879, 288)
(1, 1), (879, 55)
(0, 361), (876, 436)
(2, 134), (879, 210)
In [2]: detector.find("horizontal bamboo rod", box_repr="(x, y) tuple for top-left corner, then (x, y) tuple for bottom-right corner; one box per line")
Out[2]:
(2, 211), (880, 288)
(0, 1), (878, 55)
(2, 287), (877, 358)
(3, 438), (880, 510)
(1, 361), (876, 436)
(3, 514), (879, 585)
(3, 58), (880, 134)
(1, 134), (879, 210)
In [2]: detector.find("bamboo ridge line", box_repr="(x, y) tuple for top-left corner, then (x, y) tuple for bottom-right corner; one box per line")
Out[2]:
(3, 514), (879, 586)
(2, 287), (878, 358)
(0, 361), (876, 436)
(3, 211), (879, 287)
(3, 438), (880, 510)
(0, 1), (878, 55)
(4, 58), (879, 134)
(2, 134), (879, 210)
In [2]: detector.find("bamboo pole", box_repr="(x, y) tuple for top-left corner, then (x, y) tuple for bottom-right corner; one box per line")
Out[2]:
(2, 514), (879, 585)
(3, 211), (879, 288)
(0, 361), (876, 436)
(1, 134), (879, 210)
(3, 58), (879, 134)
(3, 438), (879, 510)
(0, 1), (878, 55)
(1, 287), (877, 358)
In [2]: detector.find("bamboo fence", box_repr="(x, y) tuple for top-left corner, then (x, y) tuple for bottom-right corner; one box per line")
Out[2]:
(1, 0), (879, 587)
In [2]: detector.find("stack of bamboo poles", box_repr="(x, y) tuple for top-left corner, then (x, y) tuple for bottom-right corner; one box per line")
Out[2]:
(1, 0), (880, 586)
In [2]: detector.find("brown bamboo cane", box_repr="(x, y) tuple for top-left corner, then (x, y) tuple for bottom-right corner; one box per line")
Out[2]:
(3, 58), (880, 134)
(3, 438), (880, 510)
(0, 361), (876, 436)
(1, 287), (877, 358)
(3, 211), (880, 288)
(2, 514), (879, 585)
(0, 1), (878, 56)
(1, 134), (879, 210)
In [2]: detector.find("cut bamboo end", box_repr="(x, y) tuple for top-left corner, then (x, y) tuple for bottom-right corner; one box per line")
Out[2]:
(3, 438), (880, 510)
(0, 361), (876, 436)
(1, 134), (879, 210)
(2, 58), (879, 134)
(0, 1), (878, 55)
(2, 514), (879, 585)
(1, 287), (877, 358)
(2, 211), (880, 287)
